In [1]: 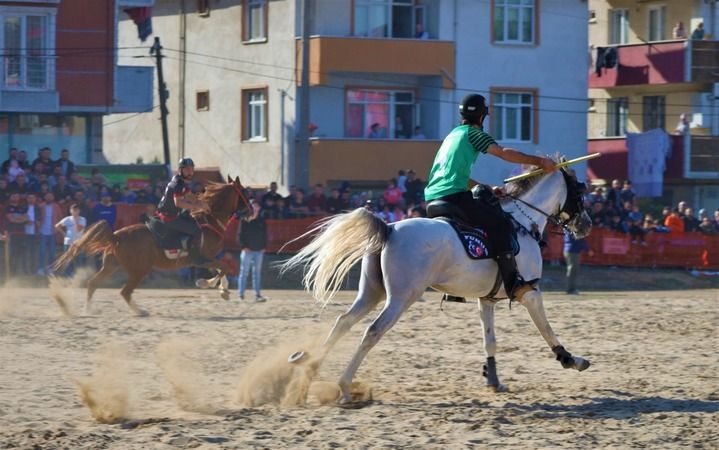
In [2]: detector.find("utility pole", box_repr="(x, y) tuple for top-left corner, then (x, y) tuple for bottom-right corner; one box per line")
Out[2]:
(151, 37), (171, 175)
(297, 0), (311, 188)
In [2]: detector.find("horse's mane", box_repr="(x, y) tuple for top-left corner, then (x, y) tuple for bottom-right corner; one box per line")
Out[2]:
(199, 181), (228, 200)
(503, 156), (576, 201)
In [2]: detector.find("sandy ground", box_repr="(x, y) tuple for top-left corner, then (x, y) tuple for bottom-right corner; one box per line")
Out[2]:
(0, 283), (717, 449)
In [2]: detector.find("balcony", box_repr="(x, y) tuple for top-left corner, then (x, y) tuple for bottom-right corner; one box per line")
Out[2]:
(111, 65), (153, 113)
(587, 134), (719, 181)
(297, 36), (455, 88)
(308, 138), (440, 186)
(589, 40), (719, 89)
(0, 90), (59, 113)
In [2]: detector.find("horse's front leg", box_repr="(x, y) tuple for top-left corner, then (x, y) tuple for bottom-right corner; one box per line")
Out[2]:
(518, 291), (590, 371)
(479, 299), (507, 392)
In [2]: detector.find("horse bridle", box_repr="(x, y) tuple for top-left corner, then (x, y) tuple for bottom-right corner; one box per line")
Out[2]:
(197, 182), (253, 236)
(507, 169), (587, 235)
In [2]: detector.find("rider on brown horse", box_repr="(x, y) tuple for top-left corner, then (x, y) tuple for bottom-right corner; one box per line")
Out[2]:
(156, 157), (212, 265)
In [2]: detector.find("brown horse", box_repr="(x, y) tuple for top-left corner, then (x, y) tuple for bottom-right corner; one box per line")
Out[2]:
(53, 175), (252, 315)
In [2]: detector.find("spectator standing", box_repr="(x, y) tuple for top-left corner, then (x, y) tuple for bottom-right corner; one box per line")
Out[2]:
(1, 148), (18, 175)
(683, 207), (700, 232)
(16, 150), (30, 170)
(31, 147), (53, 176)
(368, 123), (384, 138)
(10, 172), (30, 195)
(674, 113), (690, 135)
(54, 149), (75, 177)
(403, 169), (424, 205)
(288, 188), (310, 217)
(52, 176), (73, 205)
(325, 188), (345, 214)
(307, 184), (327, 214)
(691, 22), (705, 40)
(673, 21), (687, 39)
(664, 208), (685, 234)
(383, 178), (403, 207)
(261, 181), (283, 209)
(412, 126), (426, 139)
(605, 179), (623, 214)
(4, 192), (29, 276)
(37, 192), (60, 275)
(54, 204), (86, 275)
(619, 180), (636, 205)
(698, 216), (716, 235)
(237, 200), (268, 302)
(91, 192), (117, 229)
(563, 233), (593, 295)
(22, 193), (43, 275)
(414, 23), (429, 39)
(0, 178), (10, 204)
(7, 160), (24, 183)
(396, 169), (407, 195)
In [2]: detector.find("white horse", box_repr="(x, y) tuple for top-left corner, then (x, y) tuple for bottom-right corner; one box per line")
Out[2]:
(283, 166), (593, 404)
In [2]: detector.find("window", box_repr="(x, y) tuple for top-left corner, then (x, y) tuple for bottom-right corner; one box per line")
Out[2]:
(648, 6), (666, 41)
(491, 90), (535, 142)
(354, 0), (417, 38)
(610, 9), (629, 44)
(606, 97), (628, 136)
(493, 0), (536, 44)
(242, 87), (267, 141)
(196, 90), (209, 111)
(345, 89), (415, 139)
(643, 96), (665, 131)
(243, 0), (267, 42)
(197, 0), (209, 16)
(2, 13), (52, 89)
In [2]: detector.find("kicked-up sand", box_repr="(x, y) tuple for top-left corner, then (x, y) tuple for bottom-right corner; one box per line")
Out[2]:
(0, 283), (717, 449)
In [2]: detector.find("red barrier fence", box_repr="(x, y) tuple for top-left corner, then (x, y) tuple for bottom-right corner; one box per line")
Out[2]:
(3, 204), (717, 270)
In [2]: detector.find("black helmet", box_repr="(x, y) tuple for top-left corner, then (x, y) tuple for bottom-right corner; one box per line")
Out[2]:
(459, 94), (489, 123)
(178, 157), (195, 169)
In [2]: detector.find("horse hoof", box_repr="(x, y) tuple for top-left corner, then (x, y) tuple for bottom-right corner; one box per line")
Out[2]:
(134, 309), (149, 317)
(288, 351), (306, 363)
(488, 383), (508, 393)
(195, 279), (210, 289)
(220, 290), (230, 301)
(575, 358), (591, 371)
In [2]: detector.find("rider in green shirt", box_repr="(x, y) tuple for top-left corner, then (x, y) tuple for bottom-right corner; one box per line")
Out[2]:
(424, 93), (556, 301)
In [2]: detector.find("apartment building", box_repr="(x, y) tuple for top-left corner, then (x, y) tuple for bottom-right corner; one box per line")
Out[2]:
(104, 0), (588, 190)
(0, 0), (152, 164)
(587, 0), (719, 210)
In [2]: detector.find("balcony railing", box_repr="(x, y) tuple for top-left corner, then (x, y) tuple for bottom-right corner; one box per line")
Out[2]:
(297, 36), (455, 88)
(589, 40), (719, 88)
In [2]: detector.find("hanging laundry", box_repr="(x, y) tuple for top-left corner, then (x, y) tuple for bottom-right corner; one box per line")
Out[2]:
(626, 128), (672, 197)
(124, 7), (153, 42)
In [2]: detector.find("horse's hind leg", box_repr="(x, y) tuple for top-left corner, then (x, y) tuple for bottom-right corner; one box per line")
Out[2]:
(85, 252), (119, 314)
(479, 299), (507, 392)
(519, 291), (590, 371)
(338, 292), (418, 403)
(323, 254), (385, 353)
(120, 272), (149, 317)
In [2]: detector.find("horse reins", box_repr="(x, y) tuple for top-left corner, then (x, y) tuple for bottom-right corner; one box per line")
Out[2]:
(197, 183), (252, 238)
(506, 194), (572, 235)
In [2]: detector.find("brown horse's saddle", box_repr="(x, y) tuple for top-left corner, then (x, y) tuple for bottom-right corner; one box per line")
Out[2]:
(146, 217), (190, 259)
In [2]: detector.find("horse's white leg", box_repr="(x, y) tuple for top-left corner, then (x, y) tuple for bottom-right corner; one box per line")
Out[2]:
(195, 272), (220, 289)
(518, 291), (590, 371)
(338, 294), (416, 403)
(479, 299), (507, 392)
(323, 254), (384, 353)
(219, 273), (230, 300)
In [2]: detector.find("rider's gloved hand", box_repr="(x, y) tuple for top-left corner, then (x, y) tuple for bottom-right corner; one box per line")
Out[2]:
(538, 157), (557, 173)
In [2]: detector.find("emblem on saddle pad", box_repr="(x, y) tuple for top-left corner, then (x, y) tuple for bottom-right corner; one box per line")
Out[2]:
(164, 249), (189, 260)
(437, 217), (519, 260)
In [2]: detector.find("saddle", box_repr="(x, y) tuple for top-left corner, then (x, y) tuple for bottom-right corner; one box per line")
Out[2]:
(146, 217), (191, 259)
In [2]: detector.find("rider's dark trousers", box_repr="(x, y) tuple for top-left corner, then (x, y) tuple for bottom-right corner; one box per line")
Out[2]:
(428, 191), (513, 254)
(161, 215), (201, 244)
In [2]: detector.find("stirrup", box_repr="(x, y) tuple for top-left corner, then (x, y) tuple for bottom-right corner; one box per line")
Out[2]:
(442, 293), (466, 303)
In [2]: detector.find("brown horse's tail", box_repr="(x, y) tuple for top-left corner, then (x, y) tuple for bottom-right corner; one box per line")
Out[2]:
(53, 220), (116, 271)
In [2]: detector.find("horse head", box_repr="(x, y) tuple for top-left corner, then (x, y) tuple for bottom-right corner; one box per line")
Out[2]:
(557, 166), (592, 239)
(201, 175), (253, 222)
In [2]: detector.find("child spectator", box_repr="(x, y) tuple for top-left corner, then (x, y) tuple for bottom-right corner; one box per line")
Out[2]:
(55, 203), (86, 275)
(664, 208), (685, 234)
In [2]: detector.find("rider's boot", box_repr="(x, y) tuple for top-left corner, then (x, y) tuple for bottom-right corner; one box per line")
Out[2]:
(496, 251), (535, 301)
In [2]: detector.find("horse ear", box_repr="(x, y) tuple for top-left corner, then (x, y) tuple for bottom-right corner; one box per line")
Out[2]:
(234, 176), (240, 185)
(227, 174), (232, 183)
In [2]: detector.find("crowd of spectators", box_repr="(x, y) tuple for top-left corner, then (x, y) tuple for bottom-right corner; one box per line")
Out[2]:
(584, 179), (719, 243)
(250, 169), (429, 224)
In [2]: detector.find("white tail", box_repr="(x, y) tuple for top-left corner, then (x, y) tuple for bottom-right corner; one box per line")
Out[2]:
(281, 208), (389, 306)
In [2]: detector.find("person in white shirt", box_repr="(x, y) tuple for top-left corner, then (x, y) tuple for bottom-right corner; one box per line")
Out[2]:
(54, 203), (87, 274)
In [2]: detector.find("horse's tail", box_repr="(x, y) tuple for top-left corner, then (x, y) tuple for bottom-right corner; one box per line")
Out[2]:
(53, 220), (116, 271)
(281, 208), (390, 307)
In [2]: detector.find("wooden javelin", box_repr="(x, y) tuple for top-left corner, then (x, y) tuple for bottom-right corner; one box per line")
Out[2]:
(503, 153), (601, 183)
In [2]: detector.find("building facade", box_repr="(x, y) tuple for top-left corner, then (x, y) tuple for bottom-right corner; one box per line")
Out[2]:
(105, 0), (588, 191)
(587, 0), (719, 210)
(0, 0), (152, 164)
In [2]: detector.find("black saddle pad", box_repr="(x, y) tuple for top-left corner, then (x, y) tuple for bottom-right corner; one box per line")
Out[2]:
(147, 217), (188, 250)
(436, 217), (519, 260)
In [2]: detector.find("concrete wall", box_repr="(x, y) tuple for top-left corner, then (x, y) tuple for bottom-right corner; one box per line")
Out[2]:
(452, 0), (589, 184)
(104, 0), (298, 191)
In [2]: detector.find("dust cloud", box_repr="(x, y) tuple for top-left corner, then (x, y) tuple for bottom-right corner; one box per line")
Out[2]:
(72, 344), (131, 424)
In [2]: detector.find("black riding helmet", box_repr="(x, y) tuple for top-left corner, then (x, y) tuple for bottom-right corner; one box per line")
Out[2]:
(178, 157), (195, 170)
(459, 94), (489, 123)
